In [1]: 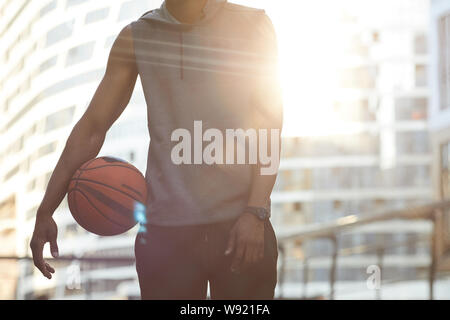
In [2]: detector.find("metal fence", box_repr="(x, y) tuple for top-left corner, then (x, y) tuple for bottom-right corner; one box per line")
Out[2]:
(276, 200), (450, 300)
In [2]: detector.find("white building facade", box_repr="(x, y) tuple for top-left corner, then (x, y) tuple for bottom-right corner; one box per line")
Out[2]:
(0, 0), (157, 299)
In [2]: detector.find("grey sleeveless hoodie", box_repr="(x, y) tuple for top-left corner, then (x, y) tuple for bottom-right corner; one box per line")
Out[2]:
(131, 0), (282, 226)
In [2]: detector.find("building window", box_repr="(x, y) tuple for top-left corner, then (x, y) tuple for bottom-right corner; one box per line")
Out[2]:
(395, 97), (428, 120)
(66, 0), (88, 8)
(85, 7), (110, 24)
(66, 41), (95, 66)
(45, 106), (75, 132)
(414, 33), (427, 55)
(39, 56), (57, 73)
(415, 64), (427, 87)
(45, 69), (103, 97)
(40, 0), (57, 18)
(4, 165), (20, 181)
(37, 142), (57, 158)
(46, 20), (75, 47)
(372, 31), (380, 43)
(293, 202), (302, 212)
(438, 14), (450, 110)
(0, 197), (16, 220)
(396, 131), (429, 154)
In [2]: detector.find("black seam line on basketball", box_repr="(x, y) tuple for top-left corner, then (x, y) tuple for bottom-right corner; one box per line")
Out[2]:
(72, 188), (131, 229)
(71, 177), (143, 203)
(102, 156), (126, 163)
(73, 188), (131, 229)
(121, 184), (143, 198)
(79, 164), (144, 177)
(67, 189), (89, 228)
(73, 155), (98, 199)
(80, 164), (141, 174)
(77, 182), (135, 219)
(72, 161), (89, 220)
(71, 157), (103, 226)
(80, 157), (100, 171)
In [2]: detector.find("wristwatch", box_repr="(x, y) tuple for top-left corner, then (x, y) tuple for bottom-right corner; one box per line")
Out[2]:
(245, 206), (271, 221)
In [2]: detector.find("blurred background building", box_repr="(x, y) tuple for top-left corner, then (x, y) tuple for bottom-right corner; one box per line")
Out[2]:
(270, 0), (435, 298)
(0, 0), (449, 299)
(0, 0), (156, 299)
(429, 0), (450, 277)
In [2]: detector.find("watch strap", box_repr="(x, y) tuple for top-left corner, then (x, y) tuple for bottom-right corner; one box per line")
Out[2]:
(245, 206), (271, 220)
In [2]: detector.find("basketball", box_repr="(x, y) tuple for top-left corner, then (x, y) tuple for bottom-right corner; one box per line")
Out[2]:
(67, 156), (147, 236)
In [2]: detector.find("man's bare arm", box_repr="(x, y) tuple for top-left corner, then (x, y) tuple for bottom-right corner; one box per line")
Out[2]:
(30, 24), (138, 279)
(225, 14), (283, 272)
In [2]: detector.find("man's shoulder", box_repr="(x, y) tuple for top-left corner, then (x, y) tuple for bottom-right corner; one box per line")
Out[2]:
(129, 9), (157, 32)
(138, 9), (156, 19)
(223, 2), (266, 15)
(222, 3), (274, 38)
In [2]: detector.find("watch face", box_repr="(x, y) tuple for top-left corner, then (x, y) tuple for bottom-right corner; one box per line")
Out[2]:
(257, 208), (267, 219)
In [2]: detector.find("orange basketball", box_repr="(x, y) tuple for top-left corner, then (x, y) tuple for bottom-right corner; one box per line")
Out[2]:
(67, 157), (147, 236)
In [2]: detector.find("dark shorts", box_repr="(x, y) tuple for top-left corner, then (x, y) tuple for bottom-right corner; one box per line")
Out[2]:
(134, 218), (278, 300)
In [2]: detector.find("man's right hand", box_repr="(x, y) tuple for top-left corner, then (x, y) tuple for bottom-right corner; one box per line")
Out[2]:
(30, 215), (59, 279)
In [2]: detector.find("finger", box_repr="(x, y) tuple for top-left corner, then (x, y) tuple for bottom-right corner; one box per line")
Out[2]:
(49, 237), (59, 258)
(251, 241), (264, 264)
(253, 242), (262, 264)
(258, 242), (265, 260)
(31, 241), (52, 279)
(244, 242), (256, 267)
(225, 228), (236, 256)
(45, 263), (55, 274)
(231, 239), (246, 272)
(254, 236), (264, 262)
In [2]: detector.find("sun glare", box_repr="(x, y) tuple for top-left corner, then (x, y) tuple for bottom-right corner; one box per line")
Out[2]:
(265, 0), (351, 137)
